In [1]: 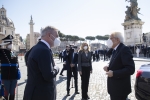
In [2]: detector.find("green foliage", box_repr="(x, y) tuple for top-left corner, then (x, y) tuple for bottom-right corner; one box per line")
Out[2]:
(95, 35), (109, 40)
(85, 36), (95, 41)
(79, 37), (85, 41)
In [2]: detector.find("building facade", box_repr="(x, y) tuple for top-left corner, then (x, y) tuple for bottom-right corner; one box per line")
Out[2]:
(0, 5), (23, 52)
(0, 5), (15, 43)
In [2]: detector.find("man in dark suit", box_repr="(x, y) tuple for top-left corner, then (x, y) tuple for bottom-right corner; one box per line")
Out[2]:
(95, 48), (99, 61)
(64, 46), (79, 96)
(23, 26), (60, 100)
(103, 32), (135, 100)
(59, 45), (69, 76)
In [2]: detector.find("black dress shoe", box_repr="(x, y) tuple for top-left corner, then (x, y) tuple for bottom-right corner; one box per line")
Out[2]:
(60, 74), (64, 76)
(87, 95), (90, 99)
(75, 91), (80, 94)
(81, 98), (87, 100)
(67, 91), (70, 96)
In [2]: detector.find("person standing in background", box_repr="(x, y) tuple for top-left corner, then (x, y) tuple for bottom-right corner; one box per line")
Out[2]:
(78, 43), (92, 100)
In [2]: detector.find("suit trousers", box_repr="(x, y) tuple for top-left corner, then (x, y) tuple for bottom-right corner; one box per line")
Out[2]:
(110, 95), (127, 100)
(81, 67), (90, 99)
(67, 67), (78, 92)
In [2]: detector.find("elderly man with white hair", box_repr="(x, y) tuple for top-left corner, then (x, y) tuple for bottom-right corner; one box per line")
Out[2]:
(103, 32), (135, 100)
(23, 26), (61, 100)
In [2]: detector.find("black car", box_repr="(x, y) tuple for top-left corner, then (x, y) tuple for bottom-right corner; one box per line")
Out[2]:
(135, 64), (150, 100)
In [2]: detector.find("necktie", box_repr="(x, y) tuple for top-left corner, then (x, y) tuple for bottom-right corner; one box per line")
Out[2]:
(49, 49), (55, 66)
(112, 49), (116, 58)
(72, 53), (74, 63)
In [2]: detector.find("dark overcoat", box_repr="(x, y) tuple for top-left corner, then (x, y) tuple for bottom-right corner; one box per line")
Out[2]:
(107, 43), (135, 96)
(23, 41), (58, 100)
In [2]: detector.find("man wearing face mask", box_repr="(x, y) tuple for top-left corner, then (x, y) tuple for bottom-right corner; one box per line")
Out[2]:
(103, 32), (135, 100)
(64, 45), (79, 96)
(23, 26), (60, 100)
(0, 35), (19, 100)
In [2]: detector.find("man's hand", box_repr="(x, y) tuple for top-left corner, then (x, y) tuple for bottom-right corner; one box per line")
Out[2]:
(79, 71), (82, 75)
(103, 66), (109, 72)
(106, 70), (113, 77)
(54, 66), (59, 74)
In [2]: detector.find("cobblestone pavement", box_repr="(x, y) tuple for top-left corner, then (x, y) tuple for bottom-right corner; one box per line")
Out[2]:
(15, 57), (150, 100)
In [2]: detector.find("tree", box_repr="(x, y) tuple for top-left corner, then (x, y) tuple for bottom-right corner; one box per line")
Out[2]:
(70, 35), (80, 44)
(96, 35), (103, 41)
(85, 36), (95, 45)
(79, 37), (85, 41)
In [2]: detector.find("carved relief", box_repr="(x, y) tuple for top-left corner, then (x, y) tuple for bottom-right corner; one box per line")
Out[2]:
(126, 32), (132, 40)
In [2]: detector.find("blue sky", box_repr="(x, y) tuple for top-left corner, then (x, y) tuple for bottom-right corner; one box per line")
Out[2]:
(0, 0), (150, 39)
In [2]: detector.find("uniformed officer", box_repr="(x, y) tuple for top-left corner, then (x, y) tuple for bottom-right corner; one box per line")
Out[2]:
(0, 35), (19, 100)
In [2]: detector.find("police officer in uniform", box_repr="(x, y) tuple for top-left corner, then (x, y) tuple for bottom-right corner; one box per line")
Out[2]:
(0, 35), (19, 100)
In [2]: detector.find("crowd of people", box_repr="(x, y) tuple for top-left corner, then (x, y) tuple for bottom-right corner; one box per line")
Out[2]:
(0, 25), (136, 100)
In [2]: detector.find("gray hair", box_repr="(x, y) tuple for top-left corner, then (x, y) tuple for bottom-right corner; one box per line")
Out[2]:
(111, 32), (124, 43)
(41, 26), (58, 37)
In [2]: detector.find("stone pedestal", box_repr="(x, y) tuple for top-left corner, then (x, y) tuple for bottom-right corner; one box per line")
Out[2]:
(122, 20), (144, 46)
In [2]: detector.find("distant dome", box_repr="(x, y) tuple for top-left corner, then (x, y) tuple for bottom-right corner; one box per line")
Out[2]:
(0, 16), (15, 28)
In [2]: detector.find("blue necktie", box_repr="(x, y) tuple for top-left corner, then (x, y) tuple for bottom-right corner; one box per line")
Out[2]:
(112, 50), (116, 58)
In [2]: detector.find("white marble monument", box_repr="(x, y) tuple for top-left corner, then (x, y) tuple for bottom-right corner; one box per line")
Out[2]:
(122, 0), (145, 46)
(122, 20), (144, 46)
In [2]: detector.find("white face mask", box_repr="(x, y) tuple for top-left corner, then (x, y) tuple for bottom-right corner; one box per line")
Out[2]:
(106, 39), (113, 48)
(51, 35), (61, 47)
(83, 46), (88, 50)
(7, 44), (13, 49)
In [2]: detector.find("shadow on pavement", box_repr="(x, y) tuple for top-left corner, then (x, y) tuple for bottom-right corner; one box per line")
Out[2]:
(56, 76), (67, 84)
(62, 95), (68, 100)
(69, 93), (76, 100)
(18, 81), (26, 86)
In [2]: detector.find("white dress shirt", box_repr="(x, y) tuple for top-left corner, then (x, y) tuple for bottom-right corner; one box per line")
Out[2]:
(40, 39), (50, 49)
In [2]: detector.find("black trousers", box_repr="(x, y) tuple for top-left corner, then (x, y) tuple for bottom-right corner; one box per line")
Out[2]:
(93, 55), (95, 61)
(96, 54), (99, 61)
(81, 67), (90, 99)
(67, 67), (78, 92)
(110, 95), (127, 100)
(60, 56), (63, 62)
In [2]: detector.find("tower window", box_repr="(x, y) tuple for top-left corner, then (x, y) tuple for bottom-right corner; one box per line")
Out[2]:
(0, 27), (1, 32)
(12, 31), (13, 35)
(5, 30), (6, 34)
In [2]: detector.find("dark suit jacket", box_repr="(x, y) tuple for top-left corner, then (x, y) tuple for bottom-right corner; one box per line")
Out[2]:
(107, 43), (135, 96)
(78, 50), (92, 71)
(71, 52), (78, 71)
(23, 41), (58, 100)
